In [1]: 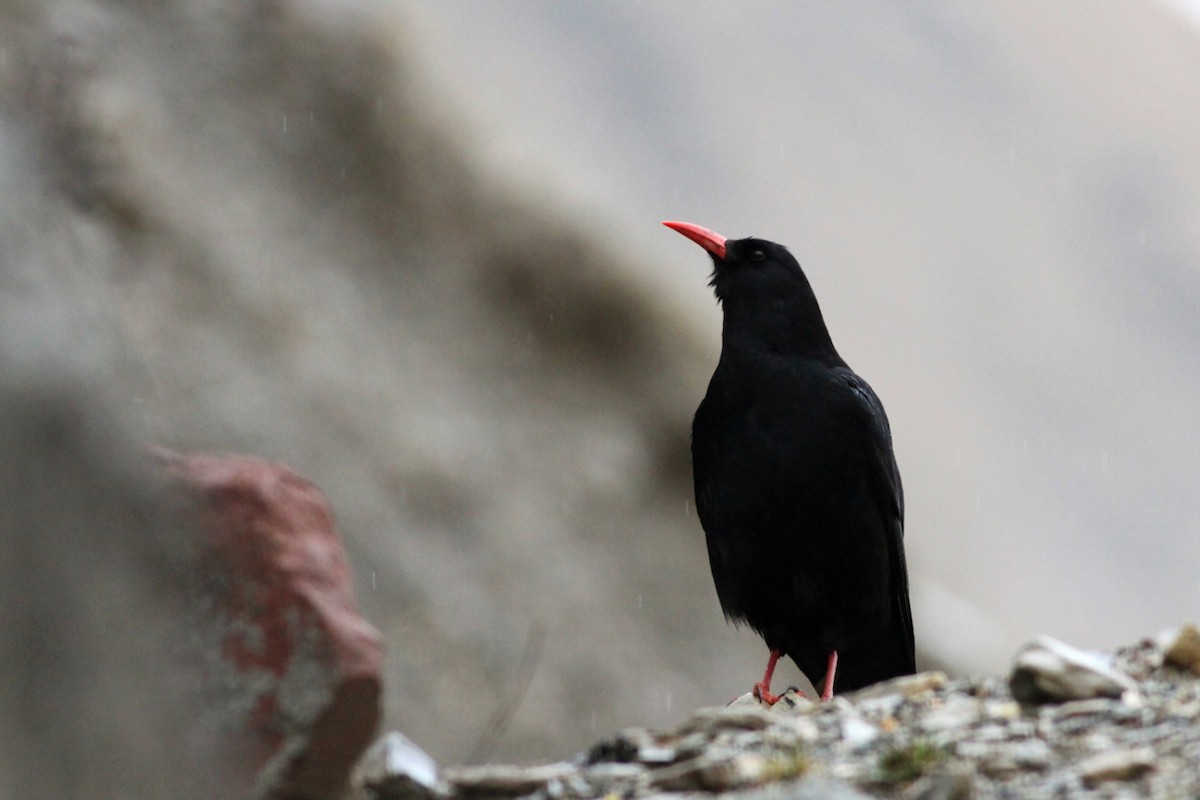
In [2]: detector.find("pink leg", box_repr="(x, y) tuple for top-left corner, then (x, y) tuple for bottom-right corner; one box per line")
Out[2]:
(820, 650), (839, 702)
(753, 649), (782, 705)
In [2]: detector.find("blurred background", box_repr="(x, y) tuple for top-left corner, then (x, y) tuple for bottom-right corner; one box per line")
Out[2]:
(3, 0), (1200, 790)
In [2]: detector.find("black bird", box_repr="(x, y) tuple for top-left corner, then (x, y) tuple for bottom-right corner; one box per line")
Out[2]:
(664, 220), (914, 703)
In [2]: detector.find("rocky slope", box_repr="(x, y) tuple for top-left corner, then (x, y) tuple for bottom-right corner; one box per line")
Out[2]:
(362, 627), (1200, 800)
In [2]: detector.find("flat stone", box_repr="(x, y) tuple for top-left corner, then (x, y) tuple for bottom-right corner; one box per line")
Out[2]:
(977, 739), (1054, 776)
(1009, 636), (1138, 704)
(1077, 747), (1155, 787)
(1044, 697), (1124, 719)
(686, 704), (775, 733)
(967, 723), (1011, 743)
(581, 762), (647, 795)
(649, 752), (769, 792)
(582, 762), (646, 782)
(444, 763), (575, 797)
(851, 671), (948, 700)
(648, 754), (716, 792)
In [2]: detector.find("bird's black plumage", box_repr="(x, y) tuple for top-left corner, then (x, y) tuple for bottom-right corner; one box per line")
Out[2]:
(665, 221), (914, 699)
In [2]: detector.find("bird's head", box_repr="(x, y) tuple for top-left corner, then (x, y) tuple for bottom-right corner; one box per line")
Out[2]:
(663, 220), (836, 359)
(662, 221), (810, 307)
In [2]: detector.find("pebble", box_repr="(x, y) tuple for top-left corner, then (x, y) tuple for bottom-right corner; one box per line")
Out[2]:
(839, 713), (879, 749)
(858, 693), (904, 718)
(1159, 622), (1200, 676)
(920, 695), (983, 732)
(1077, 747), (1155, 787)
(358, 731), (443, 800)
(978, 739), (1054, 776)
(907, 767), (974, 800)
(1166, 692), (1200, 720)
(686, 704), (774, 732)
(983, 699), (1021, 720)
(851, 670), (947, 700)
(699, 752), (770, 790)
(635, 744), (675, 765)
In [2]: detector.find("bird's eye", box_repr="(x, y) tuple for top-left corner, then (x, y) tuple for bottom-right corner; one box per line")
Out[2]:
(751, 249), (766, 262)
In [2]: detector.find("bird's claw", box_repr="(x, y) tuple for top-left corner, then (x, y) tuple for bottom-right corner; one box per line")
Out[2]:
(752, 682), (781, 706)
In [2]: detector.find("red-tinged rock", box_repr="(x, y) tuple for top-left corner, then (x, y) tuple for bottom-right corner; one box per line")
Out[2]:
(154, 447), (384, 800)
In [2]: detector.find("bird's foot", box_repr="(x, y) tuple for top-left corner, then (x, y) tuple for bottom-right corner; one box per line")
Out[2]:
(752, 681), (781, 706)
(752, 648), (784, 705)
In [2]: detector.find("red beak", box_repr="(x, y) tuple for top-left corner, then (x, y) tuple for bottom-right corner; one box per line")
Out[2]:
(663, 220), (727, 260)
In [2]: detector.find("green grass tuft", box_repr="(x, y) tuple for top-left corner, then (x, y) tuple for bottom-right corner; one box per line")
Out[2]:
(876, 741), (943, 785)
(762, 750), (811, 782)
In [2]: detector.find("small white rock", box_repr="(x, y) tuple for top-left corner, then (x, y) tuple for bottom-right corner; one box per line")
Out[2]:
(839, 713), (879, 749)
(771, 687), (813, 713)
(920, 695), (982, 732)
(637, 745), (677, 765)
(358, 731), (441, 799)
(983, 700), (1020, 721)
(1009, 636), (1138, 703)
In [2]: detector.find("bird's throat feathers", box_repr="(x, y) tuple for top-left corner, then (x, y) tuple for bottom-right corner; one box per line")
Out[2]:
(717, 283), (840, 363)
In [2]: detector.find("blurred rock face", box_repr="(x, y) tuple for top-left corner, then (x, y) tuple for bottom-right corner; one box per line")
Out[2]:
(0, 271), (216, 795)
(0, 0), (747, 769)
(0, 32), (228, 786)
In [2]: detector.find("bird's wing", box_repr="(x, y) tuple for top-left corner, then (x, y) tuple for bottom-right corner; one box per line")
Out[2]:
(832, 368), (915, 667)
(832, 370), (903, 520)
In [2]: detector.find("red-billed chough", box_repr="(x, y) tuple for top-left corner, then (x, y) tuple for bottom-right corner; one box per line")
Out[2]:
(664, 220), (915, 703)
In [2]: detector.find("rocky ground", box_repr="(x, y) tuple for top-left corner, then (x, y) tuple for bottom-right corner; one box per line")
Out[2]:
(361, 627), (1200, 800)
